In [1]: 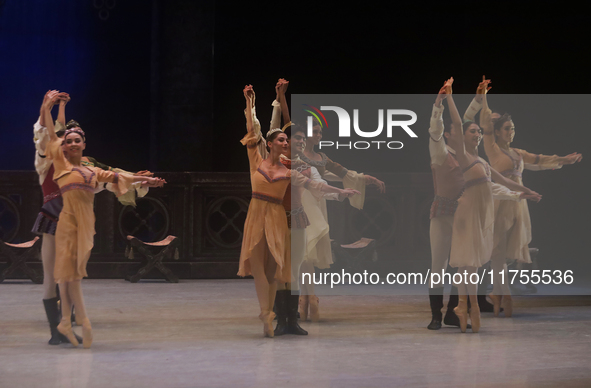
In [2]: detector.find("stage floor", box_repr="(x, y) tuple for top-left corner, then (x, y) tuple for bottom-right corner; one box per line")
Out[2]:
(1, 279), (591, 388)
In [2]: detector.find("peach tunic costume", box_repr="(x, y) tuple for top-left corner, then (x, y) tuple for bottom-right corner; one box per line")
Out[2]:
(484, 140), (562, 264)
(449, 157), (494, 268)
(46, 137), (133, 283)
(238, 132), (321, 283)
(465, 97), (562, 264)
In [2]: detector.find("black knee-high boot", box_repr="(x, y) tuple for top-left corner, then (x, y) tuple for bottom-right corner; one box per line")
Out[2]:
(43, 297), (63, 345)
(274, 290), (289, 336)
(428, 288), (444, 330)
(287, 294), (308, 335)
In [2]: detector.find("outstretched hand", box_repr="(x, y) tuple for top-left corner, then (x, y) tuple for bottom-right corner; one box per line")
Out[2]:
(339, 188), (361, 198)
(520, 191), (542, 202)
(142, 177), (166, 188)
(561, 152), (583, 164)
(365, 174), (386, 193)
(134, 170), (154, 177)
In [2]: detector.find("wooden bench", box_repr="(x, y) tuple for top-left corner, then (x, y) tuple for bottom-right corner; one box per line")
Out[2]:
(0, 237), (43, 283)
(125, 235), (180, 283)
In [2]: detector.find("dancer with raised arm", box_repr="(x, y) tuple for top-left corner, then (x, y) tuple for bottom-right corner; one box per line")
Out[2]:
(40, 94), (165, 348)
(298, 102), (386, 322)
(34, 91), (153, 345)
(470, 78), (582, 317)
(426, 83), (539, 330)
(443, 78), (540, 332)
(239, 84), (359, 337)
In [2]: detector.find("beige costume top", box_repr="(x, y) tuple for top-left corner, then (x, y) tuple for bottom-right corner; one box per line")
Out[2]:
(46, 137), (134, 283)
(238, 132), (324, 283)
(465, 98), (562, 263)
(449, 157), (494, 268)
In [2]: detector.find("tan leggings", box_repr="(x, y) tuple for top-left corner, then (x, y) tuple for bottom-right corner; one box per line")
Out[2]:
(277, 228), (306, 292)
(58, 280), (88, 323)
(41, 233), (58, 299)
(490, 231), (513, 296)
(455, 266), (479, 306)
(249, 234), (278, 315)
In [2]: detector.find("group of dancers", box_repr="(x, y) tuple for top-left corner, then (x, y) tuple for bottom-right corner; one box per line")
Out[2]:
(238, 79), (385, 337)
(238, 76), (582, 337)
(34, 90), (165, 348)
(426, 77), (582, 332)
(31, 76), (581, 347)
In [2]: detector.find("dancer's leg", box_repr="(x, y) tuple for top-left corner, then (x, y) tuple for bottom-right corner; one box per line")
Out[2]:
(299, 260), (315, 320)
(428, 216), (452, 329)
(41, 234), (58, 299)
(41, 233), (63, 345)
(464, 266), (481, 332)
(453, 267), (469, 333)
(68, 280), (92, 348)
(250, 235), (276, 337)
(490, 232), (511, 316)
(56, 282), (78, 346)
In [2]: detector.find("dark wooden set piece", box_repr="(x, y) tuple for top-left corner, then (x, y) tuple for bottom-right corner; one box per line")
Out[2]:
(125, 235), (180, 283)
(0, 237), (43, 284)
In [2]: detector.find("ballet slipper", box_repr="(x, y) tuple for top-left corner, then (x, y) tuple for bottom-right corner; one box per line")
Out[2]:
(503, 295), (513, 317)
(81, 318), (93, 349)
(488, 293), (502, 317)
(57, 319), (79, 347)
(298, 295), (309, 321)
(309, 295), (319, 322)
(259, 311), (275, 338)
(453, 296), (468, 333)
(469, 303), (481, 333)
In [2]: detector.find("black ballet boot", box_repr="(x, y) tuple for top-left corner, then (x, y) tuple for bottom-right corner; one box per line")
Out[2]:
(287, 293), (308, 335)
(43, 297), (63, 345)
(478, 294), (495, 313)
(427, 288), (444, 330)
(274, 290), (289, 336)
(444, 286), (471, 328)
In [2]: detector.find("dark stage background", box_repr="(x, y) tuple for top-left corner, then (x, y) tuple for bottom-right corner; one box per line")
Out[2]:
(1, 1), (589, 277)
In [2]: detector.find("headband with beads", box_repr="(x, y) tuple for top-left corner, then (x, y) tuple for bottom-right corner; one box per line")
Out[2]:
(64, 128), (86, 142)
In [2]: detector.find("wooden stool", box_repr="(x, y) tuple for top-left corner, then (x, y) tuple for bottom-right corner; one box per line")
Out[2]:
(0, 237), (43, 284)
(125, 235), (180, 283)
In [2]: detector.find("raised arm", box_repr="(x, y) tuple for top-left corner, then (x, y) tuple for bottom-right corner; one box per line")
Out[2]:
(270, 81), (282, 131)
(56, 93), (70, 126)
(277, 78), (290, 125)
(444, 78), (469, 166)
(42, 94), (60, 143)
(428, 84), (449, 166)
(463, 76), (490, 122)
(244, 85), (255, 134)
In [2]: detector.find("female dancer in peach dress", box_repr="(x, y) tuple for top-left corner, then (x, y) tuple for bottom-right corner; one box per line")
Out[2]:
(239, 85), (359, 337)
(443, 78), (540, 332)
(41, 95), (165, 348)
(476, 82), (582, 317)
